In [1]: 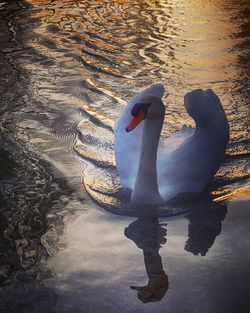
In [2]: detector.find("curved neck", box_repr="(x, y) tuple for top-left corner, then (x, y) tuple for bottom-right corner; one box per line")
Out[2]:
(131, 115), (164, 205)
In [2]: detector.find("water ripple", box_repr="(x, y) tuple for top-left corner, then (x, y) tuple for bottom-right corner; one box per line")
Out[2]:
(5, 0), (250, 217)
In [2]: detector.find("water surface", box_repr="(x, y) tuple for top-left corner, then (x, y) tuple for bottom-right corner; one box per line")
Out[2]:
(0, 0), (249, 312)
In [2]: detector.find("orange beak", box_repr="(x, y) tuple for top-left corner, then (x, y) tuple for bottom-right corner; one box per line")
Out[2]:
(125, 110), (146, 132)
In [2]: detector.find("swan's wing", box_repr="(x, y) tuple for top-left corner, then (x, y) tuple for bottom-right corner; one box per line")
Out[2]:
(158, 89), (229, 201)
(157, 125), (195, 198)
(158, 125), (195, 156)
(115, 83), (165, 189)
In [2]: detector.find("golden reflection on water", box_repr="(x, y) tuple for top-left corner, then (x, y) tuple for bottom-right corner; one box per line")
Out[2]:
(212, 185), (250, 202)
(24, 0), (250, 206)
(25, 0), (248, 106)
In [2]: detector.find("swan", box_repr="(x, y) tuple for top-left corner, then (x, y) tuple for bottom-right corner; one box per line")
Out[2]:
(114, 84), (229, 205)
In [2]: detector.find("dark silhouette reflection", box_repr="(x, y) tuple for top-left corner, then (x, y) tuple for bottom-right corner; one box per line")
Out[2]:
(185, 203), (227, 256)
(124, 197), (227, 303)
(168, 194), (228, 256)
(125, 208), (169, 303)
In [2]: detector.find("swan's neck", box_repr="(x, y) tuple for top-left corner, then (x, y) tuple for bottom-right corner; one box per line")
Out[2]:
(131, 115), (164, 205)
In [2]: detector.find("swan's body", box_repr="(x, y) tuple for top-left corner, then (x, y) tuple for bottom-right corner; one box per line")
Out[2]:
(114, 84), (229, 205)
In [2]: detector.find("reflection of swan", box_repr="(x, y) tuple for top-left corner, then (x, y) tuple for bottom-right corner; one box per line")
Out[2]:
(115, 84), (229, 205)
(124, 199), (227, 302)
(185, 203), (227, 256)
(125, 211), (169, 303)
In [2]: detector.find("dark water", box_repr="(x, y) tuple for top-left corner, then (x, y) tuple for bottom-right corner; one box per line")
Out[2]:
(0, 0), (249, 312)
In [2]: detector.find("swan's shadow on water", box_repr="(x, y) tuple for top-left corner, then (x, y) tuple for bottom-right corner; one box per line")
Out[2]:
(124, 199), (227, 303)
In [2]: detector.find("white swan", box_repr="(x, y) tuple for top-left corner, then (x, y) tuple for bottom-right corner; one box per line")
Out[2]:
(114, 84), (229, 205)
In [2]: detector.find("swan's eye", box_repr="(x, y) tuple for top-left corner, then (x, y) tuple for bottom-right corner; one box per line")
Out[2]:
(126, 102), (151, 132)
(131, 102), (151, 117)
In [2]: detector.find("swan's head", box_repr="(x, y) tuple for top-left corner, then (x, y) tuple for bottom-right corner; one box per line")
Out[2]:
(126, 94), (165, 132)
(184, 89), (224, 126)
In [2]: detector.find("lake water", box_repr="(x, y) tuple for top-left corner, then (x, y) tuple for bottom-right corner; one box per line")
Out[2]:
(0, 0), (249, 312)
